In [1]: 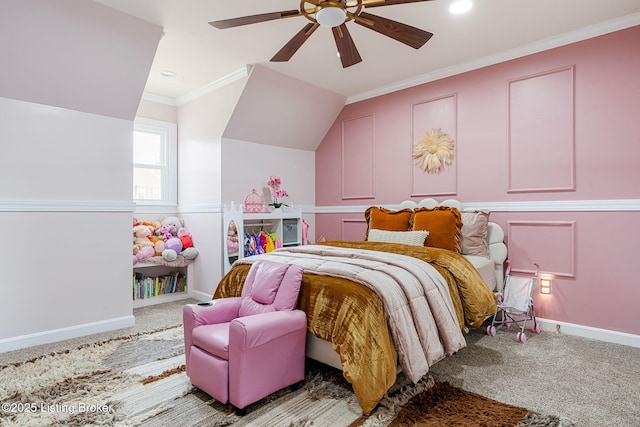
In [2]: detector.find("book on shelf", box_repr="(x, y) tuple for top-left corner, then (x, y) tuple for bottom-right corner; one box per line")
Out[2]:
(132, 271), (187, 300)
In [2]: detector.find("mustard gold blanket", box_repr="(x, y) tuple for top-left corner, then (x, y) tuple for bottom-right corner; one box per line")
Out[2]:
(217, 262), (397, 415)
(213, 241), (496, 415)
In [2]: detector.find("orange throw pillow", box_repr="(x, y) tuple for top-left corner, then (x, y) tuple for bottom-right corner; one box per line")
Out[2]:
(365, 207), (413, 239)
(411, 207), (463, 253)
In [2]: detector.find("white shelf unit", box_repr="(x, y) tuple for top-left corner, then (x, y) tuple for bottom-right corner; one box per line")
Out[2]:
(223, 202), (302, 274)
(132, 262), (192, 308)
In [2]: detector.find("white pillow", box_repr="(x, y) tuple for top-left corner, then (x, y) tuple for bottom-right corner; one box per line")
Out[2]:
(367, 229), (429, 246)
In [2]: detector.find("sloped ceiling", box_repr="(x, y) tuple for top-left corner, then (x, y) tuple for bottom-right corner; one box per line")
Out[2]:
(94, 0), (640, 103)
(0, 0), (162, 120)
(223, 64), (346, 151)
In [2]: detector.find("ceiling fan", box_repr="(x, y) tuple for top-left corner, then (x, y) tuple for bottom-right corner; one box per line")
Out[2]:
(209, 0), (435, 68)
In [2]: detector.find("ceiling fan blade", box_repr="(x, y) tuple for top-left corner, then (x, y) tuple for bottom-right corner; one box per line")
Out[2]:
(332, 24), (362, 68)
(355, 11), (433, 49)
(363, 0), (435, 7)
(271, 23), (319, 62)
(209, 10), (300, 29)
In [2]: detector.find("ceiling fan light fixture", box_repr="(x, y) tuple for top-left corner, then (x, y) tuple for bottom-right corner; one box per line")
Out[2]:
(316, 5), (347, 27)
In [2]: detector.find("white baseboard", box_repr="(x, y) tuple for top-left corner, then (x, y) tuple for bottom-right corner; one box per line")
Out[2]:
(0, 315), (135, 354)
(189, 289), (213, 302)
(537, 318), (640, 348)
(132, 292), (191, 308)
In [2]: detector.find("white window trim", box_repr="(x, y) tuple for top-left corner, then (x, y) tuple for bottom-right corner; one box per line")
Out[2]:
(133, 117), (178, 207)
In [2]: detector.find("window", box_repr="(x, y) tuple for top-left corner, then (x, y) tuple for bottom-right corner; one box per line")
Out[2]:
(133, 118), (177, 205)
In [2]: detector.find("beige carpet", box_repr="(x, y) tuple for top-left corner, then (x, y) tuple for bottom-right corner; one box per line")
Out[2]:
(0, 324), (565, 427)
(1, 299), (636, 426)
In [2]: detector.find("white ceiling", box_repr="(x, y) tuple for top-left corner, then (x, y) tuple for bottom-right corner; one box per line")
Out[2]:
(95, 0), (640, 104)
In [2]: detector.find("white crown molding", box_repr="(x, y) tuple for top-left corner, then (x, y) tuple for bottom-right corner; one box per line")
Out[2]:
(141, 92), (177, 106)
(175, 65), (252, 106)
(347, 12), (640, 104)
(313, 199), (640, 214)
(0, 200), (135, 212)
(141, 65), (252, 107)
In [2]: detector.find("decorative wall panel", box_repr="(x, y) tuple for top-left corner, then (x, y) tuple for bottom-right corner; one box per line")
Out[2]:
(410, 94), (457, 196)
(342, 114), (375, 200)
(508, 66), (575, 193)
(508, 220), (576, 278)
(342, 219), (368, 241)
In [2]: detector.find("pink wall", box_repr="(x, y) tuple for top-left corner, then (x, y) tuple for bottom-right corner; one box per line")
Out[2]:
(315, 26), (640, 336)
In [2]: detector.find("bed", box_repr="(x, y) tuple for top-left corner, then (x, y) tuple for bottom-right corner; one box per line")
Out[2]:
(213, 199), (506, 414)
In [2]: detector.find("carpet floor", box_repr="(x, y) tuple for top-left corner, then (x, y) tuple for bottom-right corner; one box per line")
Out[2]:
(1, 299), (638, 426)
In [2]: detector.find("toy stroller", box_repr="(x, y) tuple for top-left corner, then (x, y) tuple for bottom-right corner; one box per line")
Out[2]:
(487, 261), (542, 343)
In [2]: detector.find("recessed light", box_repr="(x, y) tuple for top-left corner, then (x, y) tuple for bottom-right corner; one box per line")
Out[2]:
(160, 70), (177, 78)
(449, 0), (473, 14)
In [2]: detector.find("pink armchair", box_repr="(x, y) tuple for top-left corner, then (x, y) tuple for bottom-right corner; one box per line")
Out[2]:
(183, 260), (307, 413)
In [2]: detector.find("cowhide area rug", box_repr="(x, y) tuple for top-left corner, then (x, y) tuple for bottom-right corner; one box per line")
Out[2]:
(0, 325), (573, 427)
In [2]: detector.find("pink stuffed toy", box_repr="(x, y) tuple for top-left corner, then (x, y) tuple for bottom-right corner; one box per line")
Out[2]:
(162, 230), (199, 261)
(178, 227), (198, 260)
(157, 224), (175, 240)
(133, 246), (155, 265)
(178, 227), (193, 249)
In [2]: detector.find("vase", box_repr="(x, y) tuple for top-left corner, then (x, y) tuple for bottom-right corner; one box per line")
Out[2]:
(271, 207), (282, 213)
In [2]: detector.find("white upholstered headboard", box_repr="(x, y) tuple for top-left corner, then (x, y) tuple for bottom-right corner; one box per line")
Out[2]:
(397, 198), (507, 291)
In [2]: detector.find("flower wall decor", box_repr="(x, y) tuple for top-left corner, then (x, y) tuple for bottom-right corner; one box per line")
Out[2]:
(267, 175), (289, 208)
(413, 128), (455, 173)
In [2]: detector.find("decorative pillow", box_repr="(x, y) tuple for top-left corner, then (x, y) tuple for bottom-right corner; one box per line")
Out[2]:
(364, 206), (413, 238)
(410, 206), (463, 253)
(461, 210), (490, 258)
(367, 229), (429, 246)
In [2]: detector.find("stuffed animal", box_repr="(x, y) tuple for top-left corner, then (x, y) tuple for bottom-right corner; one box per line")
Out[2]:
(177, 227), (199, 260)
(162, 249), (177, 262)
(156, 216), (199, 261)
(181, 246), (198, 260)
(144, 220), (162, 231)
(162, 237), (183, 262)
(157, 224), (175, 240)
(133, 246), (155, 265)
(132, 224), (157, 263)
(165, 237), (183, 253)
(133, 225), (154, 248)
(160, 216), (183, 235)
(148, 235), (165, 256)
(178, 227), (193, 249)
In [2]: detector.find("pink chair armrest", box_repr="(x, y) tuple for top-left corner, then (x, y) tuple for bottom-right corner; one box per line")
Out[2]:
(185, 298), (242, 328)
(230, 310), (307, 350)
(183, 298), (242, 373)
